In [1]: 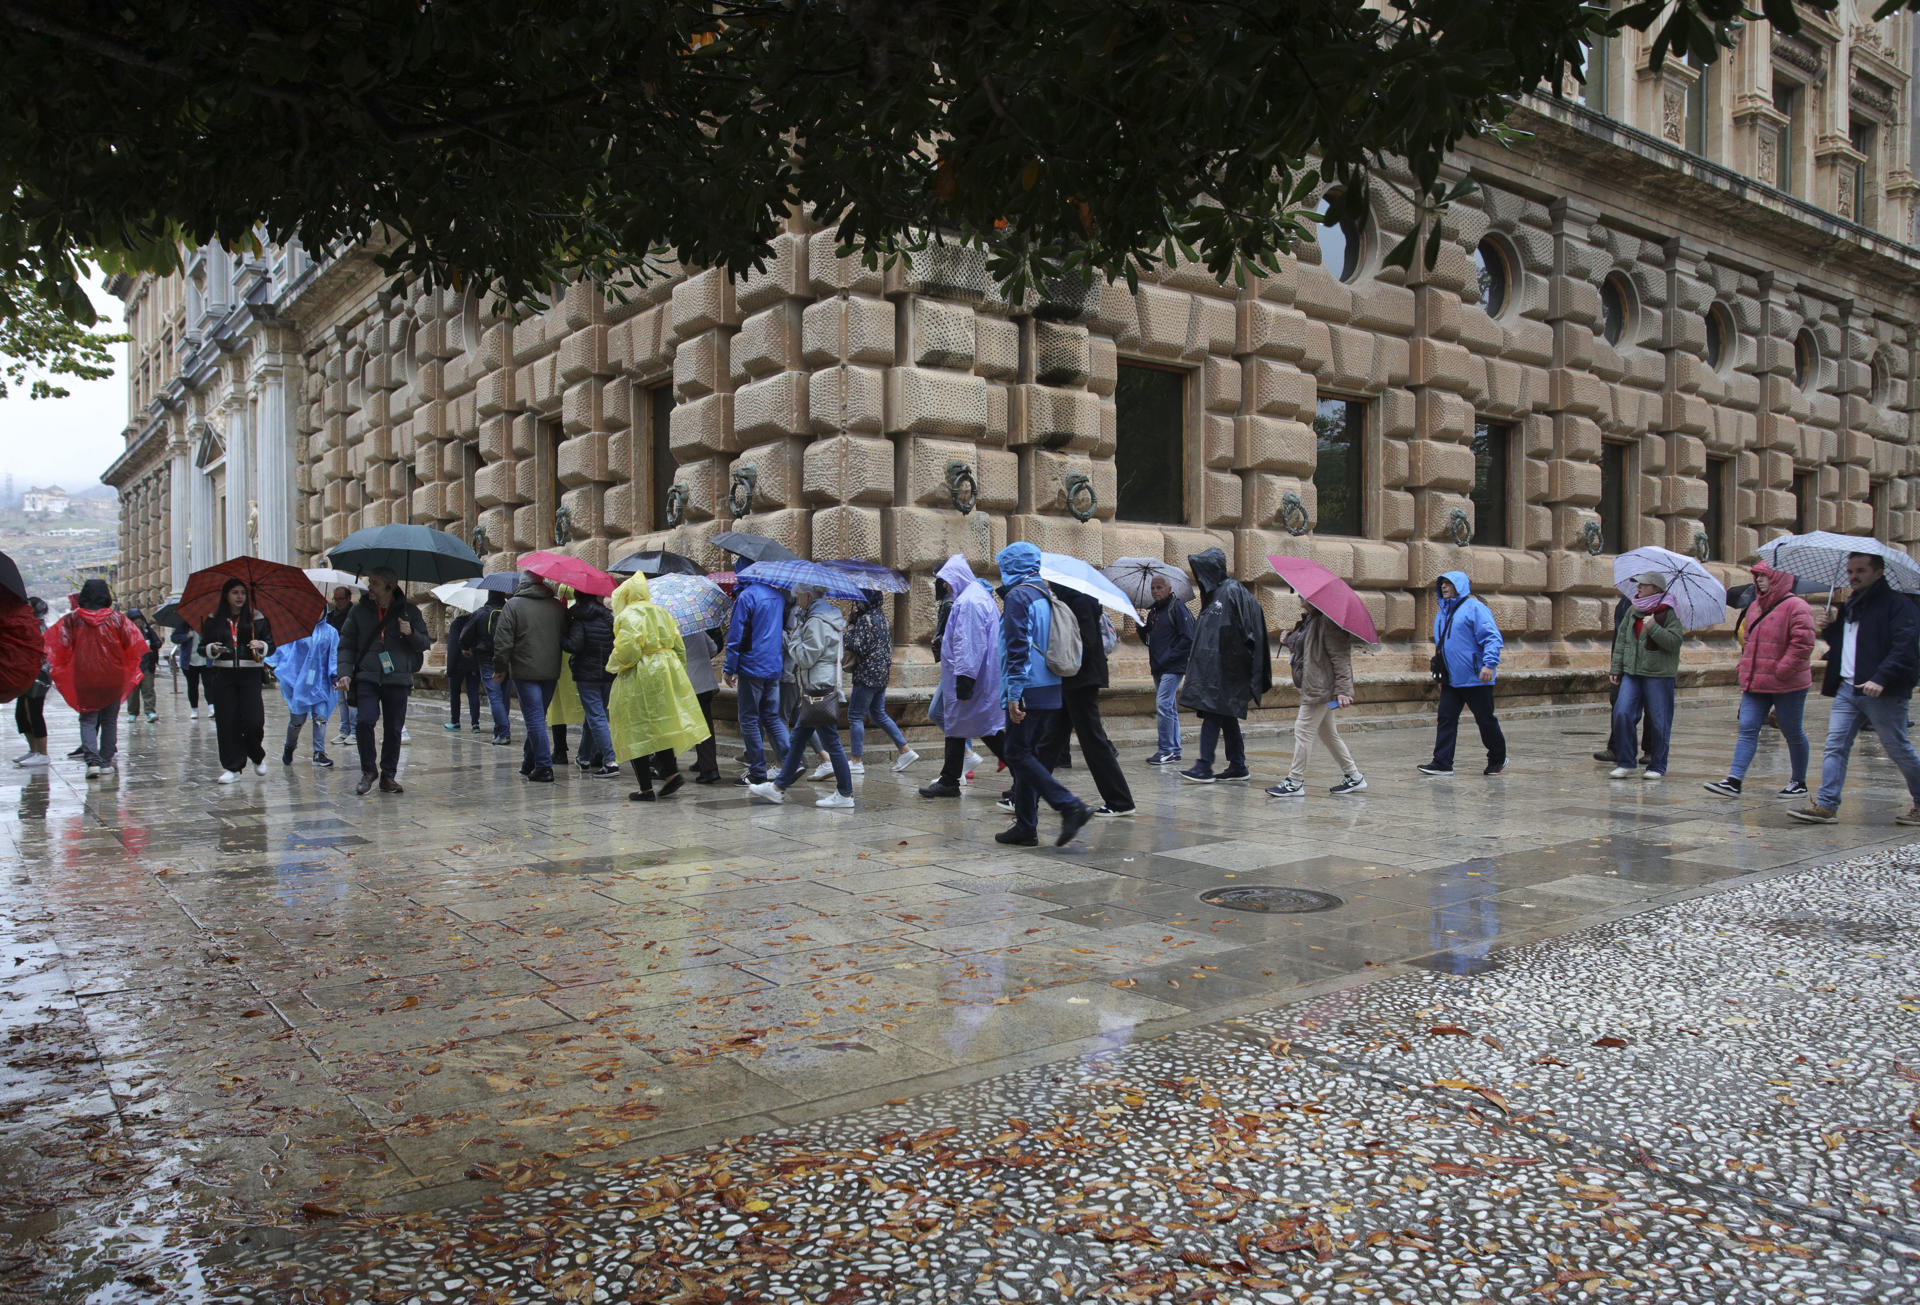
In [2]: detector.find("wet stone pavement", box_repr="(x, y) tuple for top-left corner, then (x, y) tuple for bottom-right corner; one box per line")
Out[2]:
(2, 688), (1918, 1301)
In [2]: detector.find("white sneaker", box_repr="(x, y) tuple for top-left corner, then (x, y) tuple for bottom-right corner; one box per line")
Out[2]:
(892, 749), (920, 773)
(847, 760), (865, 776)
(85, 765), (100, 779)
(189, 708), (199, 719)
(815, 792), (854, 809)
(252, 761), (267, 775)
(809, 760), (835, 781)
(217, 770), (240, 784)
(1608, 766), (1635, 778)
(963, 749), (983, 774)
(400, 728), (411, 742)
(19, 754), (48, 768)
(747, 781), (785, 805)
(1642, 770), (1664, 781)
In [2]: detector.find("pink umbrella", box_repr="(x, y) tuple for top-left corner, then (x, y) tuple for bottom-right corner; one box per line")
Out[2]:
(516, 550), (616, 598)
(1265, 555), (1380, 644)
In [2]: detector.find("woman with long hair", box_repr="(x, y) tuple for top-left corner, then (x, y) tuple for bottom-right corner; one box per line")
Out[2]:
(199, 579), (272, 783)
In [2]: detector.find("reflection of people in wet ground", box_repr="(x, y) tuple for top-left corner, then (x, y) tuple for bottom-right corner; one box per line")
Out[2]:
(13, 597), (51, 769)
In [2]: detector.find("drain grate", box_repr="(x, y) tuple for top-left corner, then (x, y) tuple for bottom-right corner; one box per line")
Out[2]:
(1199, 885), (1343, 914)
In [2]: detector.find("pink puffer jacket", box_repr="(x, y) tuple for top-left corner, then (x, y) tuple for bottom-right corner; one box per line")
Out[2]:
(1737, 565), (1816, 694)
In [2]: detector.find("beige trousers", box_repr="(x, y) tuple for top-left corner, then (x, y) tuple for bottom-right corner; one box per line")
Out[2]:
(1287, 698), (1357, 781)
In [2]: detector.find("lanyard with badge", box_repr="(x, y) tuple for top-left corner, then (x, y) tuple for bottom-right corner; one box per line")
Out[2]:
(374, 601), (396, 675)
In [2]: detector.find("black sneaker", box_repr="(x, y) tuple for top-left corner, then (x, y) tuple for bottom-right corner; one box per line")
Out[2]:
(994, 826), (1038, 846)
(1702, 777), (1742, 797)
(1218, 766), (1251, 782)
(734, 775), (761, 787)
(282, 746), (295, 765)
(552, 751), (569, 767)
(1416, 763), (1452, 776)
(491, 735), (511, 746)
(520, 760), (535, 776)
(1179, 766), (1216, 784)
(918, 778), (963, 799)
(1330, 774), (1367, 794)
(1483, 763), (1505, 776)
(593, 764), (622, 778)
(658, 774), (684, 799)
(1266, 779), (1304, 797)
(313, 754), (335, 769)
(995, 796), (1016, 812)
(1145, 751), (1181, 766)
(1056, 803), (1095, 846)
(1093, 805), (1135, 817)
(528, 767), (555, 783)
(1776, 781), (1809, 798)
(1591, 751), (1615, 763)
(629, 789), (656, 802)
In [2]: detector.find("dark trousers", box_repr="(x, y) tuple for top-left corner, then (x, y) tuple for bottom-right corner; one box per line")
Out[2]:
(355, 682), (410, 778)
(693, 690), (719, 780)
(449, 665), (481, 725)
(937, 731), (1004, 784)
(1604, 679), (1657, 762)
(632, 750), (679, 793)
(182, 663), (203, 708)
(206, 679), (265, 773)
(1195, 712), (1244, 771)
(1003, 708), (1080, 835)
(1433, 682), (1506, 769)
(1038, 686), (1133, 811)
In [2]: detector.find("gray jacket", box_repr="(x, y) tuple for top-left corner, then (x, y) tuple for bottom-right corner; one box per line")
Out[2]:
(492, 579), (567, 681)
(683, 628), (720, 696)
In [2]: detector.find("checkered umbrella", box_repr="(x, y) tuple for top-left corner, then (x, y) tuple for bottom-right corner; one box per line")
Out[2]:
(737, 559), (866, 602)
(1757, 531), (1920, 594)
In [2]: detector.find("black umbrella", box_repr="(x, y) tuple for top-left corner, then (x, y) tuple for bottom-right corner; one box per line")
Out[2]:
(151, 600), (185, 628)
(711, 531), (799, 564)
(471, 571), (523, 594)
(609, 549), (705, 577)
(327, 524), (484, 586)
(0, 551), (24, 604)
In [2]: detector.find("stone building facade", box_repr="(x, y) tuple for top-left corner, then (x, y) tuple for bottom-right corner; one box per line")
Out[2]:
(105, 4), (1920, 694)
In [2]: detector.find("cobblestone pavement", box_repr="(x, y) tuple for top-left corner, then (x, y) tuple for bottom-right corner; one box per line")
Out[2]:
(4, 687), (1918, 1301)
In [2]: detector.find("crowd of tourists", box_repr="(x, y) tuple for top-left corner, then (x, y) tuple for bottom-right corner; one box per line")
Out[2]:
(12, 544), (1920, 841)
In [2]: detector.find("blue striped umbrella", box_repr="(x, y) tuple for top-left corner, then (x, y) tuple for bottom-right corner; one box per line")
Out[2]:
(825, 559), (910, 593)
(737, 559), (867, 602)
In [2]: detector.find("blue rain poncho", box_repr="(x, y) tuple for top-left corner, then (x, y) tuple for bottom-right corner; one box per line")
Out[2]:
(267, 616), (341, 719)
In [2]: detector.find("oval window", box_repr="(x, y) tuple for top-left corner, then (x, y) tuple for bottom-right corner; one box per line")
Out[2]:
(1599, 273), (1632, 346)
(1870, 354), (1890, 405)
(1474, 238), (1510, 318)
(1704, 303), (1734, 372)
(1315, 193), (1362, 283)
(1793, 330), (1817, 388)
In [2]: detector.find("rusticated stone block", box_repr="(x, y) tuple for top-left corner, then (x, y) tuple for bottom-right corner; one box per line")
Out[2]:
(1235, 416), (1316, 475)
(730, 440), (804, 510)
(475, 368), (512, 419)
(892, 505), (1002, 573)
(1088, 336), (1117, 397)
(1033, 321), (1090, 386)
(806, 231), (888, 297)
(1200, 470), (1241, 527)
(1023, 450), (1100, 519)
(558, 326), (610, 384)
(1133, 286), (1191, 359)
(1006, 511), (1104, 560)
(557, 433), (609, 487)
(884, 367), (988, 437)
(474, 461), (515, 509)
(1407, 440), (1475, 491)
(905, 297), (977, 370)
(977, 315), (1021, 380)
(733, 303), (802, 382)
(807, 364), (885, 435)
(1246, 358), (1316, 418)
(672, 268), (738, 337)
(1201, 357), (1240, 413)
(1203, 413), (1234, 468)
(734, 371), (809, 446)
(734, 232), (809, 315)
(671, 392), (735, 457)
(478, 415), (513, 464)
(1010, 385), (1100, 451)
(1239, 299), (1309, 360)
(809, 504), (884, 561)
(726, 506), (809, 556)
(562, 379), (603, 437)
(674, 329), (728, 400)
(602, 482), (634, 536)
(803, 433), (893, 505)
(800, 295), (896, 367)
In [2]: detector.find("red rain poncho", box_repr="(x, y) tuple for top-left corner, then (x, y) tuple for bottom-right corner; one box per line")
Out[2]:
(0, 595), (42, 703)
(45, 606), (147, 712)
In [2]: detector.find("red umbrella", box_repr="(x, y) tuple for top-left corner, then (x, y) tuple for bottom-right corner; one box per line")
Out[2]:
(516, 551), (615, 597)
(180, 556), (327, 641)
(1265, 555), (1380, 644)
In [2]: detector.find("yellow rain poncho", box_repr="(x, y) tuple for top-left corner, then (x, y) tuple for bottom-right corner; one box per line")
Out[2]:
(546, 584), (585, 727)
(608, 573), (711, 760)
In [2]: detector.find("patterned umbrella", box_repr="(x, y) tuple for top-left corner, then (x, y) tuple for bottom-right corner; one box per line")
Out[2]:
(1756, 531), (1920, 594)
(825, 559), (910, 593)
(1612, 546), (1728, 630)
(1101, 557), (1194, 607)
(328, 524), (483, 585)
(646, 573), (732, 636)
(517, 550), (616, 597)
(738, 559), (866, 602)
(180, 556), (327, 638)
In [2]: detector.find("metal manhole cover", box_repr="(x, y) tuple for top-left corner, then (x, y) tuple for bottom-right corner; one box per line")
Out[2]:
(1198, 885), (1343, 914)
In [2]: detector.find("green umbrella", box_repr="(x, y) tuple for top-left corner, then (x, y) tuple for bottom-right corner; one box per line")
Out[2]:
(326, 525), (483, 586)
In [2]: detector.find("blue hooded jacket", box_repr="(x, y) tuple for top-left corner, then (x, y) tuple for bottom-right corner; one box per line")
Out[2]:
(1432, 570), (1503, 687)
(995, 542), (1061, 709)
(723, 581), (787, 680)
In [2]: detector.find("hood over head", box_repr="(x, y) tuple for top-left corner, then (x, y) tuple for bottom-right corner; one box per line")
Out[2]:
(486, 591), (507, 607)
(803, 595), (846, 630)
(936, 554), (977, 597)
(1187, 548), (1229, 595)
(1436, 570), (1472, 600)
(513, 577), (555, 601)
(1750, 561), (1798, 612)
(995, 542), (1042, 588)
(611, 572), (652, 617)
(77, 579), (112, 610)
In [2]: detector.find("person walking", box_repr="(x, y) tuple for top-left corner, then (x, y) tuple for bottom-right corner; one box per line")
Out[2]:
(1704, 561), (1815, 799)
(1789, 551), (1920, 825)
(827, 589), (919, 779)
(749, 584), (857, 809)
(269, 613), (339, 770)
(918, 554), (1005, 799)
(12, 597), (50, 769)
(681, 627), (723, 784)
(607, 573), (710, 801)
(1139, 575), (1193, 766)
(562, 590), (620, 778)
(491, 574), (567, 783)
(324, 586), (357, 742)
(45, 579), (146, 779)
(988, 542), (1094, 846)
(444, 611), (482, 733)
(199, 579), (274, 784)
(1268, 601), (1365, 797)
(336, 567), (431, 795)
(722, 575), (791, 785)
(1037, 583), (1133, 816)
(1178, 548), (1272, 785)
(123, 608), (161, 724)
(1607, 573), (1684, 780)
(171, 622), (207, 720)
(1594, 594), (1655, 767)
(1418, 571), (1507, 778)
(462, 591), (513, 744)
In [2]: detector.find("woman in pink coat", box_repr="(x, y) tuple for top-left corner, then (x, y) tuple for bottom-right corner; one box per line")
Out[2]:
(1704, 561), (1816, 799)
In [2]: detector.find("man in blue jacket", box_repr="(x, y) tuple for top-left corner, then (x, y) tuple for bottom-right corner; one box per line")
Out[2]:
(723, 578), (792, 784)
(994, 543), (1094, 848)
(1790, 551), (1920, 825)
(1418, 571), (1507, 777)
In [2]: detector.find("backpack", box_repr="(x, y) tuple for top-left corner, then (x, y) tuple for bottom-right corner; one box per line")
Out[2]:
(1027, 583), (1082, 677)
(1098, 611), (1118, 657)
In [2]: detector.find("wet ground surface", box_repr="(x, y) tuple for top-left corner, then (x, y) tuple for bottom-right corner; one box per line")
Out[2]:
(4, 688), (1918, 1300)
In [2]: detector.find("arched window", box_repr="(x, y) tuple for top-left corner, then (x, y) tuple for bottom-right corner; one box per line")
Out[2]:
(1599, 272), (1634, 346)
(1793, 330), (1818, 389)
(1314, 193), (1363, 283)
(1704, 303), (1735, 373)
(1473, 237), (1513, 319)
(1869, 353), (1891, 405)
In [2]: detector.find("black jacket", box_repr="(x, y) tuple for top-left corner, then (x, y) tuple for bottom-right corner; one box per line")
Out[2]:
(1050, 584), (1109, 690)
(447, 614), (475, 674)
(196, 609), (273, 686)
(460, 603), (506, 660)
(561, 599), (616, 684)
(1140, 593), (1194, 678)
(1820, 576), (1919, 699)
(1177, 548), (1273, 719)
(336, 593), (431, 687)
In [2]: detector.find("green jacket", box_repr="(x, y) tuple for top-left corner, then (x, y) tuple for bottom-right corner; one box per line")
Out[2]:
(1611, 607), (1683, 679)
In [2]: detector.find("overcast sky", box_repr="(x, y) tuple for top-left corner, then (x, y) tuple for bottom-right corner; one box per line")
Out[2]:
(0, 272), (130, 494)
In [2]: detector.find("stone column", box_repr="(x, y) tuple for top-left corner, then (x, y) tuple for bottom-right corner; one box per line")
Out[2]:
(253, 350), (293, 562)
(168, 438), (191, 591)
(222, 382), (251, 560)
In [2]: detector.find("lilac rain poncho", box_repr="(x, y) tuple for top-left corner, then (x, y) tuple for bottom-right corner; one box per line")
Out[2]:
(934, 554), (1004, 741)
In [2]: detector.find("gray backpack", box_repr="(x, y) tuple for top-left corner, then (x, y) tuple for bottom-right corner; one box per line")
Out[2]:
(1028, 583), (1082, 677)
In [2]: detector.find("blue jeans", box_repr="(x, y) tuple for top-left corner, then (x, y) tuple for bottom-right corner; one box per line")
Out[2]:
(848, 683), (908, 757)
(284, 712), (328, 758)
(1154, 673), (1182, 754)
(1003, 708), (1080, 835)
(334, 691), (357, 738)
(1729, 689), (1809, 784)
(575, 680), (613, 767)
(736, 673), (790, 781)
(514, 678), (556, 771)
(776, 724), (851, 796)
(1612, 675), (1675, 773)
(1816, 683), (1920, 812)
(484, 673), (513, 740)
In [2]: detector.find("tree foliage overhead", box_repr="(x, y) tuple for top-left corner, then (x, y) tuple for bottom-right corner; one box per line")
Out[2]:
(0, 293), (123, 401)
(1, 0), (1912, 326)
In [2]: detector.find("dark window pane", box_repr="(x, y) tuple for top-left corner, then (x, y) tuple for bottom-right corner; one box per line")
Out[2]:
(1600, 276), (1627, 346)
(1471, 420), (1512, 547)
(1114, 364), (1187, 523)
(1315, 195), (1359, 281)
(1474, 240), (1507, 318)
(1794, 470), (1817, 533)
(1703, 456), (1728, 561)
(1313, 397), (1366, 536)
(649, 383), (676, 531)
(1599, 441), (1629, 554)
(1705, 308), (1723, 369)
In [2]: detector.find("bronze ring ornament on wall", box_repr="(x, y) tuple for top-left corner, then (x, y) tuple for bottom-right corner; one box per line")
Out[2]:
(728, 466), (758, 518)
(1447, 507), (1474, 547)
(664, 482), (691, 528)
(1279, 491), (1310, 537)
(1693, 530), (1711, 562)
(469, 524), (488, 558)
(1583, 519), (1605, 556)
(553, 502), (574, 546)
(944, 461), (978, 515)
(1062, 473), (1098, 522)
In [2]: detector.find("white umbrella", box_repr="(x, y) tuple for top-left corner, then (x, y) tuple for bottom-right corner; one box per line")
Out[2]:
(305, 567), (365, 595)
(1756, 531), (1920, 594)
(1037, 553), (1136, 618)
(1612, 546), (1727, 630)
(431, 580), (489, 614)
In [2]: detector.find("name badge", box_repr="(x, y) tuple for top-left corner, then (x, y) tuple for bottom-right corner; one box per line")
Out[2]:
(378, 652), (395, 674)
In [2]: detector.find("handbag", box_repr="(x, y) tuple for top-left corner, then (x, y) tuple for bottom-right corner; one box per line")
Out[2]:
(798, 687), (842, 728)
(1430, 597), (1477, 683)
